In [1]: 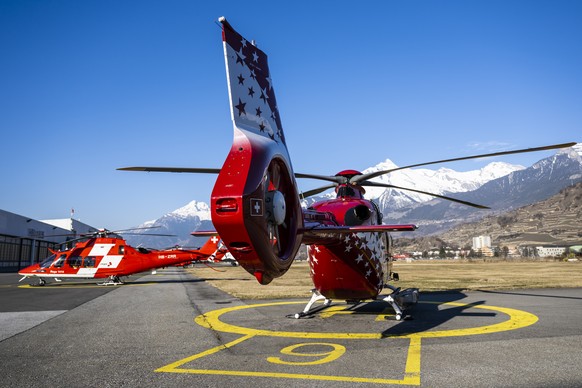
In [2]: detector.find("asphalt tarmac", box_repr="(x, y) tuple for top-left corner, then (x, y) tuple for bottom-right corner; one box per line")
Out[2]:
(1, 268), (581, 387)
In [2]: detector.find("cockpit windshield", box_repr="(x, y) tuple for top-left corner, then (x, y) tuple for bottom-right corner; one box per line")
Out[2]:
(336, 186), (356, 198)
(52, 254), (67, 268)
(40, 253), (67, 268)
(39, 254), (56, 268)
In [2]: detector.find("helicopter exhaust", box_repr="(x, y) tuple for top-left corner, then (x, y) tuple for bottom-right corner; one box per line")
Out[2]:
(344, 204), (371, 226)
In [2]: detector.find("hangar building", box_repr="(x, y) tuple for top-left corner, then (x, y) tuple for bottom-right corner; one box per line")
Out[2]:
(0, 209), (98, 272)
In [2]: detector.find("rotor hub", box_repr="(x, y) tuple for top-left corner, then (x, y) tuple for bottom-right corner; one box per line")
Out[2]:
(266, 190), (286, 225)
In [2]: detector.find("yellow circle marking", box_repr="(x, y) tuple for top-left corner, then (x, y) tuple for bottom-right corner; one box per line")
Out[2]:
(195, 301), (538, 339)
(161, 301), (537, 385)
(266, 342), (346, 365)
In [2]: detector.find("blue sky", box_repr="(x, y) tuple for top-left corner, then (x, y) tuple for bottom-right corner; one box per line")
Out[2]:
(1, 0), (580, 230)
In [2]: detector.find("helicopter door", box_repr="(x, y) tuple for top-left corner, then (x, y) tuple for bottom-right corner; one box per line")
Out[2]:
(74, 256), (97, 278)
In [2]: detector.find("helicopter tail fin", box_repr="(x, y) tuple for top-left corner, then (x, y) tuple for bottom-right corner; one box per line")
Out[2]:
(210, 18), (303, 285)
(220, 17), (285, 142)
(198, 236), (221, 256)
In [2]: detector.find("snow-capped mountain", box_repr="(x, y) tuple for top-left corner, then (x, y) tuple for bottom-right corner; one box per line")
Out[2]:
(301, 159), (523, 211)
(556, 142), (582, 173)
(364, 160), (523, 214)
(124, 144), (581, 246)
(384, 143), (582, 235)
(123, 200), (213, 249)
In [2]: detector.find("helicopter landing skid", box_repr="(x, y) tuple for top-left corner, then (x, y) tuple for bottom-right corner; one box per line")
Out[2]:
(381, 287), (419, 321)
(33, 278), (47, 287)
(98, 276), (124, 286)
(19, 275), (45, 287)
(292, 289), (332, 319)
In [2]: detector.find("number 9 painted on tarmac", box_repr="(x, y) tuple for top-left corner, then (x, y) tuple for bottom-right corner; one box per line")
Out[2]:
(267, 342), (346, 365)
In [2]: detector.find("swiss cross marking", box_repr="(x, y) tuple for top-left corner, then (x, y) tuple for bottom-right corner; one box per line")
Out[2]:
(250, 199), (263, 216)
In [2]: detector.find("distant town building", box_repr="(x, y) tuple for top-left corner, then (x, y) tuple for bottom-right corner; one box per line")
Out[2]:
(506, 245), (521, 258)
(535, 246), (567, 257)
(480, 246), (495, 257)
(472, 235), (492, 250)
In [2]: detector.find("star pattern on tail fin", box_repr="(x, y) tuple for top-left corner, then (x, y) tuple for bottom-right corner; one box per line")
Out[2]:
(222, 24), (285, 145)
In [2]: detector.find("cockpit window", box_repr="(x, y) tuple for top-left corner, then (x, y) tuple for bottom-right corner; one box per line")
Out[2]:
(52, 254), (67, 268)
(68, 256), (83, 268)
(83, 256), (96, 268)
(336, 186), (356, 198)
(39, 254), (56, 268)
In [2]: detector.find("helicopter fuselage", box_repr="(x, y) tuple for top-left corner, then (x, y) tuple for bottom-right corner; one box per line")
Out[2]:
(18, 236), (222, 283)
(305, 194), (392, 301)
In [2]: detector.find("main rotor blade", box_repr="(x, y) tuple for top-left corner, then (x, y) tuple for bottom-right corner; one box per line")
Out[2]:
(361, 181), (490, 209)
(58, 236), (87, 245)
(120, 167), (344, 184)
(300, 184), (337, 198)
(120, 167), (347, 200)
(117, 167), (221, 173)
(112, 226), (161, 233)
(294, 173), (346, 184)
(354, 142), (577, 183)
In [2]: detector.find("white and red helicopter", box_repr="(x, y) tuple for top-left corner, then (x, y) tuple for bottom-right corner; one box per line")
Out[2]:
(19, 228), (226, 286)
(120, 18), (576, 319)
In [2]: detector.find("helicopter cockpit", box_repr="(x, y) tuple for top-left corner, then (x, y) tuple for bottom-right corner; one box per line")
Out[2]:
(39, 253), (66, 269)
(335, 184), (365, 199)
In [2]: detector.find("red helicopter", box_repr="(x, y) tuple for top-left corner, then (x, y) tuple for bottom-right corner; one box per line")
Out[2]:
(18, 228), (225, 286)
(119, 18), (576, 319)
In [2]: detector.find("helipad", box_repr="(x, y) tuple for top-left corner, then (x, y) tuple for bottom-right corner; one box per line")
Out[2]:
(157, 300), (538, 385)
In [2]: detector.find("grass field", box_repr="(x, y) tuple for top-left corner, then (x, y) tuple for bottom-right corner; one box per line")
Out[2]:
(187, 259), (582, 299)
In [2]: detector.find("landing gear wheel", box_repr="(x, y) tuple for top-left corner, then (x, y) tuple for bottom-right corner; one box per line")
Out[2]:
(395, 313), (402, 321)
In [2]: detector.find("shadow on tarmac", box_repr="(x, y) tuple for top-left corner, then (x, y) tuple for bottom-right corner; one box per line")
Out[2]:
(477, 288), (582, 301)
(380, 290), (493, 337)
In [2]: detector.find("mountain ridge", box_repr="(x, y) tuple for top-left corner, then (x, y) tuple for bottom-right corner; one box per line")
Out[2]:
(381, 144), (582, 236)
(124, 144), (582, 248)
(394, 181), (582, 253)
